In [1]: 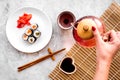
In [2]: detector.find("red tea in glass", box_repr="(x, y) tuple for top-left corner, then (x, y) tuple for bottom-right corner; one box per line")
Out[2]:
(57, 11), (76, 29)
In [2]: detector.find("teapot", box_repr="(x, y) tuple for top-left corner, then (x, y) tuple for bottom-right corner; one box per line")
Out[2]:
(72, 16), (105, 47)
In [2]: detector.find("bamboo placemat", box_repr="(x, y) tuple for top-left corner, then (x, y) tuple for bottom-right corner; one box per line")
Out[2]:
(49, 2), (120, 80)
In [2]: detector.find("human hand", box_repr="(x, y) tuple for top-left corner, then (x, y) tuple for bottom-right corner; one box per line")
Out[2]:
(116, 32), (120, 40)
(92, 26), (120, 64)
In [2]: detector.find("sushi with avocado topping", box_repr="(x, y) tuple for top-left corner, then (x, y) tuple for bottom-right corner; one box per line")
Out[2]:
(33, 30), (41, 38)
(28, 36), (36, 44)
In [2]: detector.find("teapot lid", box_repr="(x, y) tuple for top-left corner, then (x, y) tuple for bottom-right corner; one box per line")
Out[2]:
(77, 18), (96, 40)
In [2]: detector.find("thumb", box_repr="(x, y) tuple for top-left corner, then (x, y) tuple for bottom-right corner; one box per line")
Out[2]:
(92, 26), (103, 45)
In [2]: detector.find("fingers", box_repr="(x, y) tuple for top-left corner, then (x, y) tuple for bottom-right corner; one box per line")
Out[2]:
(102, 30), (119, 42)
(116, 32), (120, 39)
(92, 26), (103, 45)
(109, 30), (120, 48)
(92, 26), (119, 47)
(110, 30), (117, 39)
(102, 30), (112, 42)
(103, 30), (111, 36)
(116, 31), (120, 34)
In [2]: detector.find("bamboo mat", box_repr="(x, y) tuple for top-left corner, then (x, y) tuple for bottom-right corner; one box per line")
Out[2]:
(49, 2), (120, 80)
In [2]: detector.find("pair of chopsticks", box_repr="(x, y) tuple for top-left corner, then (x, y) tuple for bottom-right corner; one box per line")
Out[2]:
(18, 48), (66, 72)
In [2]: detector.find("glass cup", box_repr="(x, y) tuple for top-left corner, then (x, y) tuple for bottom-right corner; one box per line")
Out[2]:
(57, 11), (76, 30)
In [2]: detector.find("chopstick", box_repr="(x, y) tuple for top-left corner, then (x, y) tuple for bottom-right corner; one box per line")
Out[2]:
(48, 48), (55, 61)
(18, 48), (66, 72)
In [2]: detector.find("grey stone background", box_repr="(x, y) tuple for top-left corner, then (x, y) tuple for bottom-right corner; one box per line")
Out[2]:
(0, 0), (120, 80)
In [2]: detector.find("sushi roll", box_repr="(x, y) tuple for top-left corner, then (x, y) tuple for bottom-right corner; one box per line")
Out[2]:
(33, 30), (41, 38)
(31, 23), (38, 30)
(25, 28), (33, 36)
(28, 36), (36, 44)
(22, 33), (28, 41)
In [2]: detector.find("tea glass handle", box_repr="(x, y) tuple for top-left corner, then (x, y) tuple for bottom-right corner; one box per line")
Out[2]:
(70, 23), (77, 30)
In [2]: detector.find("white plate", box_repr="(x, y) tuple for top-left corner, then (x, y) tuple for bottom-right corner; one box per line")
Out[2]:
(6, 7), (52, 53)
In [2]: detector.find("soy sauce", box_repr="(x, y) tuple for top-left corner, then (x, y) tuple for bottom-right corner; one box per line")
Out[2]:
(60, 57), (75, 73)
